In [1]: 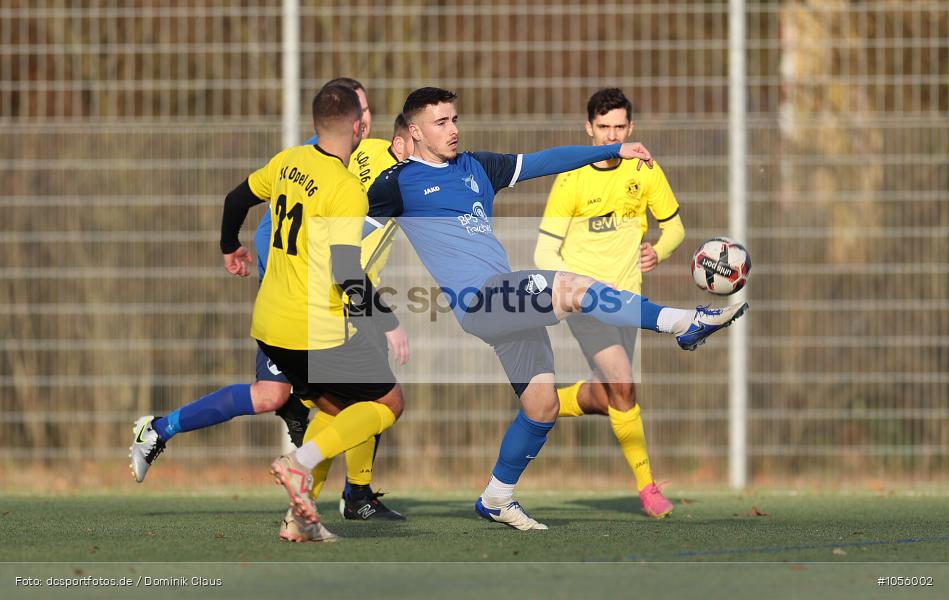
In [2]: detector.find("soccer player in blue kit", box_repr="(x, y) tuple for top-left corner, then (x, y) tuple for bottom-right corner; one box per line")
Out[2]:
(367, 88), (748, 530)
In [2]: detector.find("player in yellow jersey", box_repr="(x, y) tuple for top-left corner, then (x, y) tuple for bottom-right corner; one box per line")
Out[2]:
(220, 84), (404, 538)
(129, 103), (414, 533)
(288, 114), (414, 529)
(534, 88), (686, 519)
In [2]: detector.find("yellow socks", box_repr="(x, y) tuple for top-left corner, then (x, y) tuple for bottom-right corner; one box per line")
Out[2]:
(608, 404), (653, 491)
(557, 380), (585, 417)
(303, 406), (387, 499)
(345, 435), (376, 486)
(556, 382), (655, 490)
(557, 382), (655, 490)
(307, 401), (395, 464)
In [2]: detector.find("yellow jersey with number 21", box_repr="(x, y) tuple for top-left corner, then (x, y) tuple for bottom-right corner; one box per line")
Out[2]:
(248, 145), (367, 350)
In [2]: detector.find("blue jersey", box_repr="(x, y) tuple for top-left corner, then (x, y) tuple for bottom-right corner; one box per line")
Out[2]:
(253, 211), (273, 280)
(368, 152), (520, 320)
(367, 145), (624, 322)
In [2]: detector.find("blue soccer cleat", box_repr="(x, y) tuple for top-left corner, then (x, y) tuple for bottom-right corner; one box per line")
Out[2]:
(475, 497), (548, 531)
(674, 302), (749, 351)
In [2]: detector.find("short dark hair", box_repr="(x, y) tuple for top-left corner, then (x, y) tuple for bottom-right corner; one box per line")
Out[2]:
(586, 88), (633, 122)
(402, 87), (457, 121)
(392, 113), (410, 138)
(311, 85), (362, 133)
(323, 77), (366, 94)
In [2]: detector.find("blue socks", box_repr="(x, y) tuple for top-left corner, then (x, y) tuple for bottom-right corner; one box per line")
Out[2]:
(580, 281), (663, 332)
(491, 411), (555, 485)
(153, 384), (254, 442)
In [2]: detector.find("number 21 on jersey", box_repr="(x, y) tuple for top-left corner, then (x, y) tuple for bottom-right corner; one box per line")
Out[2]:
(271, 194), (303, 255)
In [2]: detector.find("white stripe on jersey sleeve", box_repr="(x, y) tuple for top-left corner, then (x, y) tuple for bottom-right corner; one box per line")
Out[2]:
(508, 154), (524, 188)
(365, 216), (385, 229)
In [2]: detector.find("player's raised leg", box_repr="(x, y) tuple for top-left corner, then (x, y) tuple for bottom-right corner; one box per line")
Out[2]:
(550, 271), (748, 350)
(129, 378), (290, 483)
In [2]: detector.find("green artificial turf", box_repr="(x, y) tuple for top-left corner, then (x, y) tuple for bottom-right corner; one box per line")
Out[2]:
(2, 491), (947, 599)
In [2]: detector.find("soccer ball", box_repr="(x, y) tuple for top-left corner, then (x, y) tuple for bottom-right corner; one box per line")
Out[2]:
(690, 237), (751, 295)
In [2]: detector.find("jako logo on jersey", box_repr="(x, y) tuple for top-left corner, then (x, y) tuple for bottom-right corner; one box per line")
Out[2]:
(424, 186), (441, 195)
(266, 360), (282, 376)
(524, 273), (548, 295)
(462, 174), (480, 194)
(457, 201), (492, 235)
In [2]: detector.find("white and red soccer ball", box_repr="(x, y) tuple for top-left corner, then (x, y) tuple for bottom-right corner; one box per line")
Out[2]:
(690, 237), (751, 296)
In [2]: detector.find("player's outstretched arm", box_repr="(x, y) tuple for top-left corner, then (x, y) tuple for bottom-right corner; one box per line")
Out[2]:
(220, 179), (265, 277)
(516, 142), (653, 185)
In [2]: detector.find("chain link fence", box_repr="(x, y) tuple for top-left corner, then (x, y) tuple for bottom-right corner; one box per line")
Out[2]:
(1, 0), (947, 490)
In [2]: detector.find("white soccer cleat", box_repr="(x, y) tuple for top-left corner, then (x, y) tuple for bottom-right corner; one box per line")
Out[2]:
(475, 497), (548, 531)
(129, 415), (165, 483)
(279, 508), (338, 543)
(674, 302), (749, 351)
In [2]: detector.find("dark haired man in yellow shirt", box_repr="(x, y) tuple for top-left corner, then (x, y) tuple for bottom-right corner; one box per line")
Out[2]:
(535, 88), (685, 519)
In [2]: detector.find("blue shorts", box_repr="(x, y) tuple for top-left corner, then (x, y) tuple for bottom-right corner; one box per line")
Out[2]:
(489, 326), (556, 397)
(256, 347), (290, 383)
(459, 270), (559, 397)
(460, 269), (559, 342)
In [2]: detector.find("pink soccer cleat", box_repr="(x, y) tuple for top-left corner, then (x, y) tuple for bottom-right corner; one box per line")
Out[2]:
(639, 482), (674, 519)
(270, 454), (320, 525)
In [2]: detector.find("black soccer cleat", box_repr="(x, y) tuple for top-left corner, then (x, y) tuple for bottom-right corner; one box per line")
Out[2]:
(341, 484), (407, 521)
(275, 394), (310, 448)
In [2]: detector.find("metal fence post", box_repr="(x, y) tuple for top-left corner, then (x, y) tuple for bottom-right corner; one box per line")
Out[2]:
(729, 0), (749, 490)
(280, 0), (300, 454)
